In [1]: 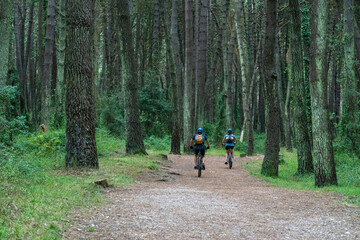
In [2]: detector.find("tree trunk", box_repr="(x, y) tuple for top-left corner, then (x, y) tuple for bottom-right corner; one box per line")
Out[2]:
(276, 30), (292, 151)
(14, 0), (26, 113)
(261, 0), (280, 177)
(37, 0), (44, 123)
(183, 0), (194, 152)
(163, 0), (182, 154)
(0, 0), (12, 86)
(289, 0), (313, 174)
(309, 0), (337, 187)
(235, 0), (254, 155)
(53, 0), (66, 127)
(342, 0), (360, 155)
(65, 0), (98, 168)
(118, 0), (146, 154)
(225, 28), (236, 129)
(196, 0), (208, 127)
(40, 0), (56, 126)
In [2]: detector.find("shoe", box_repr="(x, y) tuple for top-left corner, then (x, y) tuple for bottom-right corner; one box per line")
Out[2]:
(202, 164), (205, 170)
(225, 161), (228, 165)
(194, 165), (199, 169)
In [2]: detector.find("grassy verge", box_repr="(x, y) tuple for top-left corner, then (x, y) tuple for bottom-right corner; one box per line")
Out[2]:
(244, 148), (360, 207)
(0, 129), (163, 239)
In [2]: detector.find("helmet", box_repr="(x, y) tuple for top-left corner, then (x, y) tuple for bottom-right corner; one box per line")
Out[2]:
(227, 128), (232, 134)
(197, 128), (203, 134)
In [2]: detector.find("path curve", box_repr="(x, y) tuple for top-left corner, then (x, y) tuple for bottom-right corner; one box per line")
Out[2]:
(63, 155), (360, 239)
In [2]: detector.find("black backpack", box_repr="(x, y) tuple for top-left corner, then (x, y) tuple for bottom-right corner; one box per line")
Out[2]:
(225, 134), (235, 144)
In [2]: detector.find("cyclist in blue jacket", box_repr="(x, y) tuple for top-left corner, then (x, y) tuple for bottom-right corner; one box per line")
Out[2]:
(222, 128), (237, 164)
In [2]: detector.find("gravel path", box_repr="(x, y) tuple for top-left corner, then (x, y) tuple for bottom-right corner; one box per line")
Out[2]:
(63, 155), (360, 240)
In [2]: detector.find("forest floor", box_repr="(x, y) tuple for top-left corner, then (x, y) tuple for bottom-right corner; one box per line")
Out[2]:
(63, 154), (360, 240)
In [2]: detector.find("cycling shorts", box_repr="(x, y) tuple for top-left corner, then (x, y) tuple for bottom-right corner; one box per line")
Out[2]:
(225, 146), (234, 150)
(194, 145), (206, 156)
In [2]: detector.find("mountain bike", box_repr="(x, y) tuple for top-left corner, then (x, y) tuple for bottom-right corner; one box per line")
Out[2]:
(227, 151), (233, 169)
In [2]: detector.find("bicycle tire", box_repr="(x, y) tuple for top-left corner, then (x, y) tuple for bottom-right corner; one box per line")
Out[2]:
(228, 152), (233, 169)
(197, 154), (202, 177)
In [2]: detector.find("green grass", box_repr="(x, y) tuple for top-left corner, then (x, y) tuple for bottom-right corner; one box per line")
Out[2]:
(244, 148), (360, 207)
(0, 129), (162, 239)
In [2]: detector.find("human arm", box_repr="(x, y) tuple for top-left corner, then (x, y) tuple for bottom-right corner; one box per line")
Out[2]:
(222, 137), (225, 146)
(206, 139), (210, 149)
(190, 138), (194, 149)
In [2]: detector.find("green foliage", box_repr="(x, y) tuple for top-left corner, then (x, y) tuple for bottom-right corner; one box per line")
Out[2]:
(0, 129), (162, 238)
(0, 86), (28, 145)
(139, 83), (172, 137)
(244, 149), (360, 206)
(98, 92), (125, 137)
(20, 130), (65, 156)
(144, 135), (171, 152)
(212, 94), (226, 146)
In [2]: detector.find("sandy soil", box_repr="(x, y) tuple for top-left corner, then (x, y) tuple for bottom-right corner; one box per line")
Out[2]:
(63, 155), (360, 240)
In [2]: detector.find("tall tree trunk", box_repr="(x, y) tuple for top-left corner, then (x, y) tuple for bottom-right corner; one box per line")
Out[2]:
(14, 0), (26, 113)
(169, 0), (182, 154)
(40, 0), (56, 126)
(235, 0), (254, 155)
(118, 0), (146, 154)
(24, 2), (35, 113)
(36, 0), (44, 124)
(196, 0), (208, 127)
(183, 0), (194, 152)
(342, 0), (360, 155)
(225, 27), (236, 129)
(309, 0), (337, 187)
(0, 0), (12, 86)
(261, 0), (280, 177)
(65, 0), (98, 168)
(54, 0), (66, 127)
(289, 0), (313, 174)
(276, 29), (292, 151)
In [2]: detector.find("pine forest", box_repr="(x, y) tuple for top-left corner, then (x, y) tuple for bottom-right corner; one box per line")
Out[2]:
(0, 0), (360, 238)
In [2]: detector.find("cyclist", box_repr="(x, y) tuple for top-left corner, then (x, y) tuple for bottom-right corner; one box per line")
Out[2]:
(190, 128), (210, 170)
(222, 128), (237, 164)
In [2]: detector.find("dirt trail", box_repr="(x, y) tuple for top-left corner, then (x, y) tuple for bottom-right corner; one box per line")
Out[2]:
(63, 155), (360, 240)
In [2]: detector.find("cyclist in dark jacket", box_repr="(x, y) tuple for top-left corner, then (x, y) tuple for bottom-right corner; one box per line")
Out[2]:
(222, 128), (237, 164)
(190, 128), (210, 170)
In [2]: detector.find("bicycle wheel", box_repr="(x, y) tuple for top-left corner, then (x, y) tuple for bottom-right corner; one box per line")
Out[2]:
(228, 152), (233, 169)
(229, 155), (233, 169)
(197, 155), (202, 177)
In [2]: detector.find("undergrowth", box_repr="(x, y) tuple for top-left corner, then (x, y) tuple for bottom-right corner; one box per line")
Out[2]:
(0, 129), (162, 239)
(244, 148), (360, 207)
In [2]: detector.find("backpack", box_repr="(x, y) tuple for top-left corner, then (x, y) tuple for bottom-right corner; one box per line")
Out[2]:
(225, 134), (235, 144)
(195, 134), (204, 145)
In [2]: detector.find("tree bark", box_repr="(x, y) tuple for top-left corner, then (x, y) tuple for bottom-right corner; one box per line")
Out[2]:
(0, 0), (12, 86)
(166, 0), (182, 154)
(235, 0), (254, 155)
(183, 0), (194, 152)
(276, 29), (292, 151)
(14, 0), (27, 113)
(118, 0), (146, 154)
(289, 0), (313, 174)
(309, 0), (337, 186)
(40, 0), (56, 126)
(342, 0), (360, 155)
(261, 0), (280, 177)
(65, 0), (98, 168)
(196, 0), (208, 127)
